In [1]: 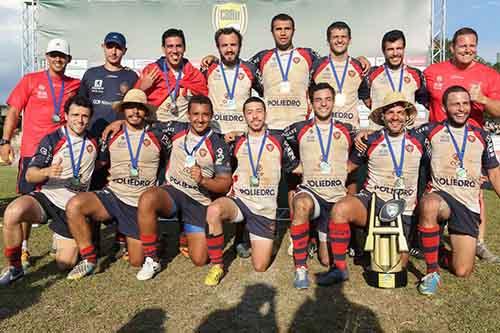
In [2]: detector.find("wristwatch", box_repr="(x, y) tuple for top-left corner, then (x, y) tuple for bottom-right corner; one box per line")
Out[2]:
(0, 138), (11, 146)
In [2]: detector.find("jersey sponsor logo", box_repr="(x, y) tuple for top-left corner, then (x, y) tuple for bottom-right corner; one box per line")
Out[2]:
(91, 79), (105, 93)
(373, 184), (414, 196)
(266, 143), (274, 152)
(214, 113), (244, 122)
(267, 99), (301, 107)
(93, 80), (103, 88)
(238, 187), (276, 196)
(169, 176), (199, 190)
(433, 75), (444, 90)
(435, 177), (476, 188)
(306, 179), (343, 187)
(37, 84), (48, 99)
(212, 3), (248, 35)
(332, 112), (354, 120)
(199, 148), (208, 157)
(293, 57), (301, 64)
(111, 177), (154, 187)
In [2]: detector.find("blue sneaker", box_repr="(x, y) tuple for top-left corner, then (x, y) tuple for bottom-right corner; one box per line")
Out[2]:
(67, 259), (96, 280)
(0, 266), (24, 286)
(418, 271), (441, 295)
(294, 266), (310, 289)
(317, 267), (349, 286)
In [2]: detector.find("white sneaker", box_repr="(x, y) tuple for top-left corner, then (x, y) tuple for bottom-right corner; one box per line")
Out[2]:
(136, 257), (161, 281)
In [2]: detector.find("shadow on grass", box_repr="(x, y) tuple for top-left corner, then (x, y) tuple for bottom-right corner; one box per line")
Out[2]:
(289, 282), (382, 332)
(0, 260), (62, 321)
(197, 283), (278, 332)
(117, 308), (167, 333)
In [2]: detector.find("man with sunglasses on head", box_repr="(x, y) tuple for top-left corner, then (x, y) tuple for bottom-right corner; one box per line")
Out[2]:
(0, 38), (80, 269)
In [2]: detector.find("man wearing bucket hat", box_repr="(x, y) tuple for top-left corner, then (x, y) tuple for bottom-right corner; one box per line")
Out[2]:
(317, 91), (427, 286)
(65, 89), (171, 280)
(1, 38), (80, 269)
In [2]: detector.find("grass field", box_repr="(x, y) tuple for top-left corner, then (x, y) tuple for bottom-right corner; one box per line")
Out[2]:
(0, 169), (499, 332)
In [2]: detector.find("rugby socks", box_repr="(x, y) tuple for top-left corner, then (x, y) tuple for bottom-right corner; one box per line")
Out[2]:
(418, 225), (440, 274)
(140, 234), (159, 261)
(4, 246), (22, 269)
(290, 223), (309, 268)
(329, 221), (351, 271)
(21, 240), (28, 251)
(207, 233), (224, 266)
(80, 245), (97, 264)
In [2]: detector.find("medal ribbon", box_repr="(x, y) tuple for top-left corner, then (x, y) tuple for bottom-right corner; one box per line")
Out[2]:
(63, 126), (87, 179)
(220, 61), (240, 101)
(383, 129), (406, 178)
(162, 60), (183, 102)
(184, 129), (211, 158)
(445, 123), (468, 168)
(328, 56), (349, 94)
(274, 49), (294, 82)
(124, 126), (146, 170)
(247, 131), (268, 179)
(384, 64), (404, 92)
(315, 118), (334, 163)
(46, 70), (65, 120)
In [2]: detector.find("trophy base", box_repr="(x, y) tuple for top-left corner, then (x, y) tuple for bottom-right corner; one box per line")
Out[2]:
(366, 269), (407, 288)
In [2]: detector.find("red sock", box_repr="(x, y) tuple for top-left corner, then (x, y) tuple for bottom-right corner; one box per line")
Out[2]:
(140, 234), (158, 261)
(80, 245), (97, 264)
(329, 221), (350, 271)
(207, 233), (224, 266)
(418, 225), (440, 274)
(4, 246), (22, 269)
(290, 223), (309, 268)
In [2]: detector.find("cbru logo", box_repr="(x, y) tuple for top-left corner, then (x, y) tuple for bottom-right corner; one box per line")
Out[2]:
(212, 3), (248, 35)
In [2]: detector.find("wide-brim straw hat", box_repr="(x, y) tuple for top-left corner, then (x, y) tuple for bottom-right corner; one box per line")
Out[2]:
(369, 92), (417, 127)
(112, 89), (157, 114)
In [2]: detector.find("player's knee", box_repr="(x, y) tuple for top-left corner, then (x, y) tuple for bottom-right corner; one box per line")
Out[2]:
(206, 204), (223, 224)
(419, 195), (441, 218)
(292, 196), (313, 217)
(191, 255), (208, 267)
(331, 200), (348, 221)
(138, 189), (159, 212)
(454, 265), (473, 278)
(55, 254), (78, 271)
(253, 262), (269, 272)
(3, 204), (22, 226)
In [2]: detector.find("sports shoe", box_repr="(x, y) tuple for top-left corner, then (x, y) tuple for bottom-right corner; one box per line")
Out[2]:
(21, 250), (30, 270)
(111, 242), (128, 261)
(308, 242), (318, 259)
(316, 267), (349, 286)
(235, 242), (252, 258)
(136, 257), (161, 281)
(0, 266), (24, 286)
(204, 265), (224, 286)
(67, 259), (96, 280)
(418, 271), (441, 295)
(409, 247), (424, 260)
(476, 241), (500, 263)
(293, 266), (310, 289)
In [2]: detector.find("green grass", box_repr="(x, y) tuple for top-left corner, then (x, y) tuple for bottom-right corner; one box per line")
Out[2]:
(0, 166), (17, 200)
(0, 168), (499, 332)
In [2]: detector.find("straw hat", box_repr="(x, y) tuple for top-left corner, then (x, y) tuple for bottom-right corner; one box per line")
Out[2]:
(369, 92), (417, 127)
(112, 89), (156, 114)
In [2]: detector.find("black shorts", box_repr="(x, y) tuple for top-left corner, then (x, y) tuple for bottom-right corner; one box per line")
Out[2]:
(355, 189), (415, 240)
(29, 191), (71, 238)
(231, 197), (276, 240)
(94, 188), (139, 239)
(434, 191), (480, 238)
(18, 156), (36, 194)
(295, 185), (334, 237)
(159, 185), (206, 233)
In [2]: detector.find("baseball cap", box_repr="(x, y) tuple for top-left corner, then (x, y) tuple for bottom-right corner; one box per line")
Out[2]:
(46, 38), (70, 56)
(104, 32), (126, 49)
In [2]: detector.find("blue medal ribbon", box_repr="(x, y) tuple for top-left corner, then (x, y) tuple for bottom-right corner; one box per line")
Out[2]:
(124, 126), (146, 171)
(162, 60), (183, 102)
(220, 61), (240, 101)
(384, 129), (406, 178)
(184, 129), (211, 159)
(445, 122), (468, 168)
(315, 119), (334, 163)
(328, 56), (349, 94)
(247, 131), (268, 179)
(63, 126), (87, 179)
(274, 49), (294, 82)
(46, 70), (65, 120)
(384, 64), (404, 92)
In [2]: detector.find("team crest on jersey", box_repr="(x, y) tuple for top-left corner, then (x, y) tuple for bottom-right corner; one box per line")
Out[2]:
(238, 72), (245, 80)
(404, 76), (411, 84)
(120, 82), (130, 95)
(144, 138), (151, 147)
(86, 145), (94, 153)
(199, 148), (208, 157)
(334, 132), (341, 140)
(293, 57), (301, 64)
(212, 3), (248, 35)
(405, 144), (414, 153)
(266, 143), (274, 152)
(348, 70), (356, 77)
(467, 135), (476, 143)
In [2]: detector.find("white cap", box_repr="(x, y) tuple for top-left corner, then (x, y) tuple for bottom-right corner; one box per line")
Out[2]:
(46, 38), (70, 56)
